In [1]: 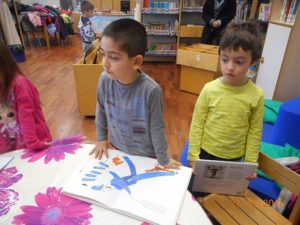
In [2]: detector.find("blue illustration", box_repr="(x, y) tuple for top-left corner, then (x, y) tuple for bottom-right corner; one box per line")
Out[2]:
(82, 156), (175, 194)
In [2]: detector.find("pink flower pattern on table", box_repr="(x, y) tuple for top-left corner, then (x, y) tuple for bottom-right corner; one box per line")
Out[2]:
(12, 187), (93, 225)
(0, 167), (23, 217)
(141, 223), (180, 225)
(21, 135), (85, 164)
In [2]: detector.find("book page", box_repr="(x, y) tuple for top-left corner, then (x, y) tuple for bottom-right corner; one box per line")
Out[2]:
(193, 160), (257, 195)
(63, 149), (192, 225)
(62, 153), (124, 208)
(112, 161), (192, 225)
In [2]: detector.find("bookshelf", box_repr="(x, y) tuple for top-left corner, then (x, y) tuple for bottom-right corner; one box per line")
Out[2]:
(255, 0), (300, 100)
(177, 0), (204, 48)
(142, 0), (180, 61)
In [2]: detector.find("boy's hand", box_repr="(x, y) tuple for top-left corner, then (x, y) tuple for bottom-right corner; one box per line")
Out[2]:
(188, 160), (196, 170)
(89, 140), (109, 159)
(246, 172), (257, 181)
(163, 159), (182, 169)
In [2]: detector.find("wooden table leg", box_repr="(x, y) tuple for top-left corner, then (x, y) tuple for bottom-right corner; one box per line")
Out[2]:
(43, 23), (50, 48)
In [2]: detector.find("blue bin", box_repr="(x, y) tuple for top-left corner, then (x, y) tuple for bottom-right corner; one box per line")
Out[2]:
(8, 44), (25, 62)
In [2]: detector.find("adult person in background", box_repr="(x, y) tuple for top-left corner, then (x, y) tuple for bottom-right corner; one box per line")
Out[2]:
(201, 0), (236, 45)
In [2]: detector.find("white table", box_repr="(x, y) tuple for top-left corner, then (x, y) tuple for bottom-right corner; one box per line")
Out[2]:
(0, 143), (212, 225)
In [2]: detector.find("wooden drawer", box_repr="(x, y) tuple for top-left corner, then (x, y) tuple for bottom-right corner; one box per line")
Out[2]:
(176, 44), (219, 71)
(179, 25), (204, 37)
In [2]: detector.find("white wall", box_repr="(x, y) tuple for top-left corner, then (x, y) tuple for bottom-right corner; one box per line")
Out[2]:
(19, 0), (60, 7)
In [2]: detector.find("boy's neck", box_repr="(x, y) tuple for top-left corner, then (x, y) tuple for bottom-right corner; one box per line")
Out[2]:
(118, 70), (141, 85)
(82, 14), (91, 18)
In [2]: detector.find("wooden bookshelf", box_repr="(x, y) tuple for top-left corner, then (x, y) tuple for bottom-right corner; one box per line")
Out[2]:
(256, 0), (300, 100)
(142, 0), (180, 61)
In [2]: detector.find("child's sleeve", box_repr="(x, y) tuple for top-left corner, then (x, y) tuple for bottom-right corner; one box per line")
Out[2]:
(95, 74), (108, 141)
(188, 87), (209, 161)
(14, 84), (49, 150)
(244, 94), (264, 162)
(149, 87), (169, 166)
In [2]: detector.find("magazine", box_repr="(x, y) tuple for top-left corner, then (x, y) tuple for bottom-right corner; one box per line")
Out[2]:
(192, 159), (257, 195)
(0, 156), (14, 170)
(62, 149), (192, 225)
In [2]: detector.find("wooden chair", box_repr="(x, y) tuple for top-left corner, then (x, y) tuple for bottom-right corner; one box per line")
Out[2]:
(201, 152), (300, 225)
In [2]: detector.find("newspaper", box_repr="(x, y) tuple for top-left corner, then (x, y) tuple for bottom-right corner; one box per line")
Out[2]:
(192, 159), (257, 195)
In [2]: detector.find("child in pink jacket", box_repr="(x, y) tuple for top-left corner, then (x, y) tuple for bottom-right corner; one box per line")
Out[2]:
(0, 43), (52, 153)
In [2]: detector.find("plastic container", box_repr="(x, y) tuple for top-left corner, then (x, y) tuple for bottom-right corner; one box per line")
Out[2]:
(8, 44), (25, 62)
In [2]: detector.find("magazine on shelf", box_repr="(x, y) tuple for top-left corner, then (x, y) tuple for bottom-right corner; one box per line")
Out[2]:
(0, 156), (14, 170)
(192, 159), (257, 195)
(62, 149), (192, 225)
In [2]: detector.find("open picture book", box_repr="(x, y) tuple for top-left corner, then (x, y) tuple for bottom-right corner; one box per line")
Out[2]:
(192, 159), (258, 195)
(62, 149), (192, 225)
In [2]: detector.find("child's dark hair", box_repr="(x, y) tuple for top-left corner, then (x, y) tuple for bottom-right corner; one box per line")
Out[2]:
(81, 0), (94, 13)
(219, 21), (262, 63)
(102, 19), (147, 57)
(0, 43), (22, 103)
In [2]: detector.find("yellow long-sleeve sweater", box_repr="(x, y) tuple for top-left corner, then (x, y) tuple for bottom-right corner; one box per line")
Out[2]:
(188, 78), (264, 163)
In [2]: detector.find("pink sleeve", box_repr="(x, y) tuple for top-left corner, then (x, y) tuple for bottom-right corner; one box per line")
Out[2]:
(14, 80), (48, 150)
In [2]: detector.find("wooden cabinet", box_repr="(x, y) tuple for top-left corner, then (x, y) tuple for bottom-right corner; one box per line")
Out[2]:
(176, 44), (220, 94)
(73, 41), (103, 116)
(256, 0), (300, 101)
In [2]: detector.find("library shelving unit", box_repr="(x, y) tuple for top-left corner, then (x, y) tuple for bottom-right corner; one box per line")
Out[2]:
(255, 0), (300, 101)
(177, 0), (204, 48)
(142, 0), (180, 61)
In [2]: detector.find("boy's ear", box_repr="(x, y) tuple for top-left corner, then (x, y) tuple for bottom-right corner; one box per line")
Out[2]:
(133, 55), (144, 70)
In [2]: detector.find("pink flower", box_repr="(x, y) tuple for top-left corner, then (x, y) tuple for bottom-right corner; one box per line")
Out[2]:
(0, 189), (19, 216)
(21, 135), (85, 164)
(141, 223), (180, 225)
(0, 167), (23, 216)
(13, 187), (93, 225)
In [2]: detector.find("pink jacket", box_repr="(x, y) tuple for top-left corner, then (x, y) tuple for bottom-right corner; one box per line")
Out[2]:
(0, 74), (52, 153)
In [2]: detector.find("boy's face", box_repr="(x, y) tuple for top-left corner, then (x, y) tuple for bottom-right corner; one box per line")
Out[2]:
(100, 36), (143, 84)
(83, 9), (93, 18)
(220, 47), (252, 86)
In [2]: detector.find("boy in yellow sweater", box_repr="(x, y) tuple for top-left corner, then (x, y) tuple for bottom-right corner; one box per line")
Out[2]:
(188, 21), (264, 196)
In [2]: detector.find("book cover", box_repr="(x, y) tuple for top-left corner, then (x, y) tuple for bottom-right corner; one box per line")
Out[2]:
(62, 149), (192, 225)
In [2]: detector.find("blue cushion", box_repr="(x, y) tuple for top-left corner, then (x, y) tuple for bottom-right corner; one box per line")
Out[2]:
(249, 176), (281, 200)
(262, 123), (275, 143)
(271, 97), (300, 149)
(180, 142), (189, 167)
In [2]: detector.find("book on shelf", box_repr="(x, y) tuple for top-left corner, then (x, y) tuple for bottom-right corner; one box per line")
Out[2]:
(258, 3), (271, 22)
(62, 149), (192, 225)
(280, 0), (300, 23)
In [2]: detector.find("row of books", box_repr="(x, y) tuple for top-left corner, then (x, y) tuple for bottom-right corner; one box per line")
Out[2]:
(143, 0), (179, 10)
(236, 0), (251, 22)
(258, 3), (271, 22)
(147, 43), (177, 55)
(280, 0), (300, 23)
(144, 21), (178, 35)
(182, 0), (204, 9)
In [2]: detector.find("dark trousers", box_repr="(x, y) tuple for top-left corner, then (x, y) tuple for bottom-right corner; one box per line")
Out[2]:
(188, 149), (242, 198)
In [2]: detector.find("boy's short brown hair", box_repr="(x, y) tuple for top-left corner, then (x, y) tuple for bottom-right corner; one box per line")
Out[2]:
(219, 21), (262, 63)
(102, 18), (147, 57)
(81, 1), (94, 13)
